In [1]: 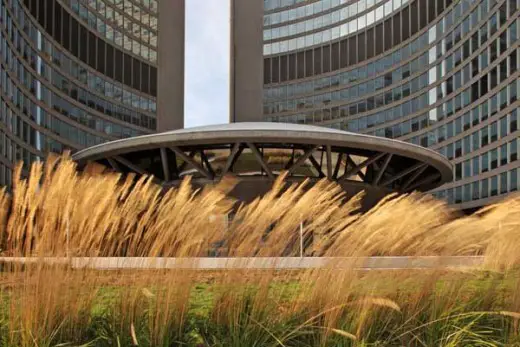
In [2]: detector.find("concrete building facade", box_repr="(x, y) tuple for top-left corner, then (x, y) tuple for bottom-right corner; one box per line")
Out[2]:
(232, 0), (520, 210)
(0, 0), (185, 187)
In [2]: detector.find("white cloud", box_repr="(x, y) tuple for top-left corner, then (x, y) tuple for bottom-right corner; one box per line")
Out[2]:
(185, 0), (230, 128)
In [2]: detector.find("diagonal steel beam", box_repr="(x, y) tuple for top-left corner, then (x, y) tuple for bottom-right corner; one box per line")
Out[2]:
(401, 164), (428, 191)
(200, 150), (215, 178)
(222, 143), (242, 175)
(178, 151), (195, 173)
(345, 154), (365, 181)
(160, 148), (170, 182)
(113, 156), (149, 176)
(340, 153), (386, 181)
(230, 147), (244, 174)
(113, 156), (160, 185)
(373, 154), (393, 186)
(287, 146), (318, 175)
(170, 147), (213, 179)
(405, 173), (441, 193)
(308, 154), (326, 178)
(326, 145), (332, 179)
(379, 162), (427, 187)
(333, 152), (343, 179)
(284, 148), (296, 170)
(107, 158), (121, 171)
(246, 143), (274, 179)
(340, 153), (383, 181)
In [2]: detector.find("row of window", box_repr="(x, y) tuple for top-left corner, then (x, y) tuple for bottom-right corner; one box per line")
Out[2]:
(51, 47), (156, 113)
(264, 50), (429, 102)
(435, 86), (518, 153)
(373, 67), (517, 146)
(0, 162), (14, 187)
(104, 0), (158, 14)
(434, 167), (519, 204)
(265, 17), (517, 142)
(264, 71), (430, 115)
(3, 0), (157, 111)
(264, 0), (510, 88)
(264, 0), (513, 105)
(67, 0), (158, 63)
(265, 13), (517, 120)
(264, 0), (324, 13)
(264, 0), (443, 55)
(1, 98), (108, 152)
(0, 125), (90, 177)
(263, 0), (437, 84)
(270, 48), (517, 154)
(0, 27), (156, 129)
(453, 136), (518, 181)
(0, 133), (42, 177)
(18, 0), (158, 96)
(267, 81), (431, 127)
(0, 126), (42, 160)
(264, 0), (357, 23)
(0, 60), (145, 141)
(404, 64), (518, 146)
(83, 0), (158, 30)
(51, 67), (157, 129)
(264, 0), (391, 41)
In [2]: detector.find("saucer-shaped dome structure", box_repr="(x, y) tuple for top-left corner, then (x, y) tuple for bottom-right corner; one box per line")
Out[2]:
(73, 122), (452, 210)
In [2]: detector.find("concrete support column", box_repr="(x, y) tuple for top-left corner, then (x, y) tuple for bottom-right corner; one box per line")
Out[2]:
(157, 0), (185, 131)
(230, 0), (264, 123)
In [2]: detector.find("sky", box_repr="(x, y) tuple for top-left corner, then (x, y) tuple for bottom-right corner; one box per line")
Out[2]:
(185, 0), (231, 128)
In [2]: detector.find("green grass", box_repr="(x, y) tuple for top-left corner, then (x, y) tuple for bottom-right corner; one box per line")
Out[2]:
(1, 269), (519, 347)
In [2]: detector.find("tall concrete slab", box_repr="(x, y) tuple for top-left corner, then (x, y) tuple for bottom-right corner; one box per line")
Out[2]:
(230, 0), (264, 123)
(157, 0), (185, 131)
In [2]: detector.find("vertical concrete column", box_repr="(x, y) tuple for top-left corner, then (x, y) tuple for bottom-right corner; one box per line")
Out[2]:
(157, 0), (185, 131)
(230, 0), (264, 123)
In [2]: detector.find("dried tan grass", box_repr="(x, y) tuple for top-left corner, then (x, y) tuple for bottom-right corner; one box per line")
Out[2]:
(0, 155), (519, 345)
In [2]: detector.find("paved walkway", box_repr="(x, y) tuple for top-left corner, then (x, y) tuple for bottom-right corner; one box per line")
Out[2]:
(0, 256), (485, 270)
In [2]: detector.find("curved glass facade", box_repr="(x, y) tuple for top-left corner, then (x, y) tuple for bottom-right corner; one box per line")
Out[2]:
(0, 0), (158, 187)
(262, 0), (520, 209)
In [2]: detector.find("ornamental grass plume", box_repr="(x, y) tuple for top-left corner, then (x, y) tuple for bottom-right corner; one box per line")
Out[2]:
(0, 155), (518, 346)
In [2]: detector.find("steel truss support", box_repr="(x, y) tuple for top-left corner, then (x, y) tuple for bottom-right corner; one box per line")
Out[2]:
(333, 152), (343, 179)
(340, 152), (385, 181)
(170, 147), (213, 179)
(405, 173), (441, 192)
(308, 154), (326, 178)
(373, 154), (393, 186)
(222, 143), (242, 175)
(104, 143), (441, 194)
(246, 143), (274, 179)
(113, 156), (149, 176)
(107, 158), (120, 171)
(178, 151), (196, 173)
(112, 156), (160, 184)
(401, 164), (428, 191)
(200, 150), (215, 177)
(345, 155), (365, 181)
(287, 146), (318, 175)
(379, 162), (427, 188)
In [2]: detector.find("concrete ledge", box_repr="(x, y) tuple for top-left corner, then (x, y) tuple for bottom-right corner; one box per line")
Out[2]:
(0, 256), (485, 270)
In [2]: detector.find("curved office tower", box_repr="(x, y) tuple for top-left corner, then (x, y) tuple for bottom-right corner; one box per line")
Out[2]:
(0, 0), (184, 188)
(232, 0), (520, 210)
